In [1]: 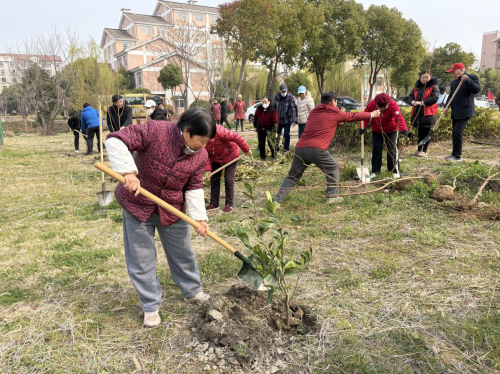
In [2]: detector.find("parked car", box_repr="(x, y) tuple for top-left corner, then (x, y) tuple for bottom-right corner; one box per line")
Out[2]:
(245, 102), (261, 122)
(337, 97), (361, 112)
(474, 99), (490, 108)
(395, 99), (411, 107)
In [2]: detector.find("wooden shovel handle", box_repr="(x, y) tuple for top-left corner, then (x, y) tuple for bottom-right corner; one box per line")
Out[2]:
(94, 162), (238, 255)
(206, 154), (245, 179)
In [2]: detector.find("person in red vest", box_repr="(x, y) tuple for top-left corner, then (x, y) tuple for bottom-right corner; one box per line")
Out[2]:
(204, 125), (252, 213)
(361, 93), (413, 177)
(408, 70), (439, 157)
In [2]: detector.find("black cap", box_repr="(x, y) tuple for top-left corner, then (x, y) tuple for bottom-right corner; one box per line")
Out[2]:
(157, 99), (163, 105)
(112, 94), (123, 102)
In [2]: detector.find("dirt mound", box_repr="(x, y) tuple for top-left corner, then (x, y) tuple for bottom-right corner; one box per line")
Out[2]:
(188, 285), (316, 373)
(431, 185), (454, 201)
(423, 173), (438, 187)
(394, 178), (414, 191)
(3, 130), (15, 138)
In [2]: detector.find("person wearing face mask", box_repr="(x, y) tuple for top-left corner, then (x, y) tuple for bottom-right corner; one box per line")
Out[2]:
(210, 98), (221, 125)
(145, 100), (168, 121)
(204, 125), (252, 213)
(442, 63), (481, 162)
(233, 94), (246, 131)
(104, 108), (217, 328)
(274, 83), (297, 153)
(408, 70), (439, 157)
(253, 96), (278, 161)
(274, 91), (380, 206)
(295, 86), (315, 139)
(107, 95), (133, 133)
(360, 93), (413, 178)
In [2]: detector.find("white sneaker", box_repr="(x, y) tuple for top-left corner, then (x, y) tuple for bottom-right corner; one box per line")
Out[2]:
(370, 173), (376, 179)
(75, 150), (79, 153)
(185, 291), (211, 305)
(144, 310), (161, 327)
(393, 173), (400, 179)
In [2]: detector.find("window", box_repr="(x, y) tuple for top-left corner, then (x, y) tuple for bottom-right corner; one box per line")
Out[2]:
(0, 69), (4, 75)
(1, 78), (6, 83)
(174, 96), (185, 108)
(9, 61), (14, 67)
(124, 56), (128, 68)
(123, 96), (144, 106)
(178, 11), (186, 21)
(498, 43), (500, 50)
(497, 55), (500, 63)
(376, 77), (382, 86)
(141, 25), (150, 34)
(123, 42), (131, 50)
(195, 13), (203, 22)
(137, 72), (142, 86)
(0, 61), (4, 67)
(10, 69), (15, 75)
(211, 15), (218, 24)
(12, 78), (17, 83)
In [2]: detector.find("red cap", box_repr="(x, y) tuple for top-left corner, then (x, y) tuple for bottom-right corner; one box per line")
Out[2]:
(445, 63), (465, 73)
(374, 93), (391, 107)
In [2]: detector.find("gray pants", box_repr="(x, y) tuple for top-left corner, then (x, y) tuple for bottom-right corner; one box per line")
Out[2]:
(274, 147), (339, 204)
(123, 209), (203, 312)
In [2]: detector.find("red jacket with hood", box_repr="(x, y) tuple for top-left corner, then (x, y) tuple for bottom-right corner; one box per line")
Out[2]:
(362, 99), (408, 134)
(204, 125), (250, 171)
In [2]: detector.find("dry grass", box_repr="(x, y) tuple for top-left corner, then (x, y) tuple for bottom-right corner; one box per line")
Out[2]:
(1, 130), (499, 373)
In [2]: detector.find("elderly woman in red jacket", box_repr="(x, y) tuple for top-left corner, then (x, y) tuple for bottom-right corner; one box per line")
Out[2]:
(210, 98), (221, 125)
(104, 108), (216, 328)
(205, 125), (252, 213)
(233, 94), (246, 132)
(360, 93), (414, 177)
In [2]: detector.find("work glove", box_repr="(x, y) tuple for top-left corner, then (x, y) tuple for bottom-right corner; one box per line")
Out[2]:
(359, 128), (365, 135)
(402, 130), (415, 140)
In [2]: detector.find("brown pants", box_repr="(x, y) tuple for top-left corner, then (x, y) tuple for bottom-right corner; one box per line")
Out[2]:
(209, 161), (237, 207)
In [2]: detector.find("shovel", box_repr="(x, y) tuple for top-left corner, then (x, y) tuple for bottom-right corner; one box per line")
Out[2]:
(96, 102), (113, 206)
(205, 154), (245, 179)
(72, 129), (88, 139)
(94, 161), (272, 290)
(419, 79), (463, 146)
(356, 119), (371, 183)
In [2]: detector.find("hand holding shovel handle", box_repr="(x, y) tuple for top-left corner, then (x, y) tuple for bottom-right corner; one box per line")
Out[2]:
(205, 154), (245, 179)
(419, 79), (463, 146)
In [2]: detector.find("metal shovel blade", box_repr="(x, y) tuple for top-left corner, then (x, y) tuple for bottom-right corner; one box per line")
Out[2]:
(356, 165), (371, 183)
(97, 182), (113, 206)
(236, 261), (265, 290)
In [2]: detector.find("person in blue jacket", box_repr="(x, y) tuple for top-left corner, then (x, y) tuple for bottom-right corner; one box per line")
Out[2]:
(80, 103), (102, 155)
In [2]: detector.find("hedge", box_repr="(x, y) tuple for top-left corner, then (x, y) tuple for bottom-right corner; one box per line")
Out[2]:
(332, 107), (500, 149)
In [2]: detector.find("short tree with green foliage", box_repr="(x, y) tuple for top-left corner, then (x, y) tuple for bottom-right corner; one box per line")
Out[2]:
(157, 64), (184, 111)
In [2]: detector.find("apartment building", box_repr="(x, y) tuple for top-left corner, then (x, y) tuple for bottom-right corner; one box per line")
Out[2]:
(480, 30), (500, 71)
(0, 54), (62, 94)
(101, 0), (222, 109)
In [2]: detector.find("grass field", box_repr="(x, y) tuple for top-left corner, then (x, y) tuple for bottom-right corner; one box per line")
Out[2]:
(1, 130), (499, 374)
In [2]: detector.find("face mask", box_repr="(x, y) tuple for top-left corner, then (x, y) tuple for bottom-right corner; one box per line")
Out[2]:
(180, 129), (199, 155)
(262, 103), (269, 109)
(146, 108), (154, 115)
(281, 92), (287, 97)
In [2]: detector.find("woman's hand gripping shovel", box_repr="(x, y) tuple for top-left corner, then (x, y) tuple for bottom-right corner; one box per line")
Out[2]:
(95, 162), (273, 291)
(356, 119), (371, 183)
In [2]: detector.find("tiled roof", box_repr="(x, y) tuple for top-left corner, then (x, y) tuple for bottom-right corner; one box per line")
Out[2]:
(159, 1), (219, 14)
(125, 13), (169, 25)
(104, 28), (136, 40)
(0, 53), (62, 62)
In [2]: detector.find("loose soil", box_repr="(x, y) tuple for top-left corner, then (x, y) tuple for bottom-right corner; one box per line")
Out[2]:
(188, 285), (317, 373)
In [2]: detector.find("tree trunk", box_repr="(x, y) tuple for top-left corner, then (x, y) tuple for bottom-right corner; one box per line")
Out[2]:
(234, 58), (247, 103)
(270, 59), (279, 99)
(285, 292), (290, 329)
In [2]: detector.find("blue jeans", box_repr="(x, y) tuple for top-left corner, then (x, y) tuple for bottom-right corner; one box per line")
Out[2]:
(122, 209), (203, 312)
(298, 123), (306, 139)
(277, 122), (291, 151)
(235, 119), (244, 131)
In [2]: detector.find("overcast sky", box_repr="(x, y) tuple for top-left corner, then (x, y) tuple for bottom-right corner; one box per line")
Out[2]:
(1, 0), (499, 60)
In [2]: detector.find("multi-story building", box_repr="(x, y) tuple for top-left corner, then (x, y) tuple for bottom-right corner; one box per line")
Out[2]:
(101, 0), (222, 111)
(480, 31), (500, 71)
(0, 54), (62, 94)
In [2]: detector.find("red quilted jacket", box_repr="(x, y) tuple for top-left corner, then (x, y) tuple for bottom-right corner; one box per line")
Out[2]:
(204, 125), (250, 171)
(107, 121), (207, 226)
(362, 99), (408, 134)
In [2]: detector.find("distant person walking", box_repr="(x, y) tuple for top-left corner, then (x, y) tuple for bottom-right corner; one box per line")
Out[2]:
(274, 83), (297, 153)
(81, 103), (102, 155)
(220, 96), (231, 129)
(233, 94), (246, 131)
(67, 113), (81, 153)
(107, 95), (133, 132)
(443, 63), (481, 162)
(295, 86), (314, 139)
(408, 70), (439, 157)
(436, 87), (448, 108)
(210, 99), (221, 125)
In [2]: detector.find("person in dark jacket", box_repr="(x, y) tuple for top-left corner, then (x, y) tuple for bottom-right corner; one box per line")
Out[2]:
(361, 93), (413, 177)
(443, 63), (481, 161)
(107, 95), (133, 132)
(274, 91), (380, 205)
(67, 113), (81, 153)
(220, 96), (231, 129)
(408, 70), (439, 157)
(274, 83), (297, 153)
(81, 103), (102, 155)
(253, 96), (278, 161)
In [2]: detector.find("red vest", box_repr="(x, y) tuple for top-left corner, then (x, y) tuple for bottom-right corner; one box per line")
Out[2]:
(411, 85), (437, 117)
